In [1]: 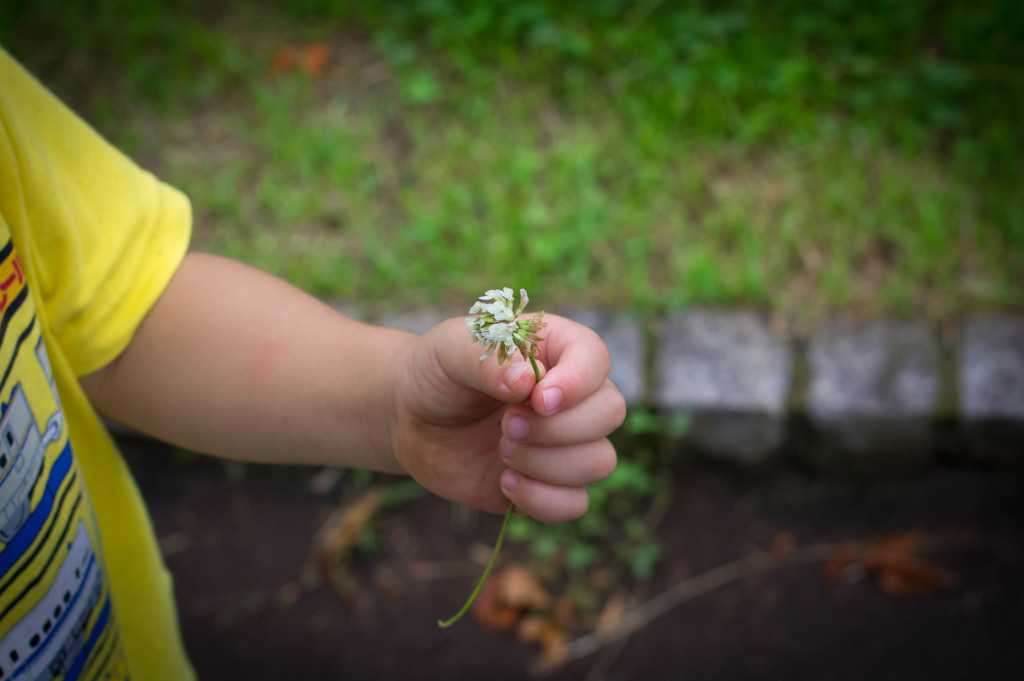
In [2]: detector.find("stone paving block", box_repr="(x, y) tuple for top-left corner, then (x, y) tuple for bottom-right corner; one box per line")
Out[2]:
(564, 309), (645, 405)
(961, 316), (1024, 421)
(810, 320), (941, 418)
(807, 320), (940, 471)
(657, 310), (791, 412)
(960, 316), (1024, 461)
(657, 310), (791, 462)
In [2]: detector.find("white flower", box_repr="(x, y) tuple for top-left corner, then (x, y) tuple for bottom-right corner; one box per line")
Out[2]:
(465, 287), (546, 365)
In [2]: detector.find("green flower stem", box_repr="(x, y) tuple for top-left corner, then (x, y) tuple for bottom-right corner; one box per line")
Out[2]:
(528, 355), (541, 382)
(437, 501), (515, 628)
(437, 351), (542, 628)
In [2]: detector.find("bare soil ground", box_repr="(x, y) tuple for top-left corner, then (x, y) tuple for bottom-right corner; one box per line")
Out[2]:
(120, 437), (1024, 681)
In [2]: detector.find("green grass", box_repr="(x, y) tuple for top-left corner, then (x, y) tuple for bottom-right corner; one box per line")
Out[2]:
(2, 0), (1021, 322)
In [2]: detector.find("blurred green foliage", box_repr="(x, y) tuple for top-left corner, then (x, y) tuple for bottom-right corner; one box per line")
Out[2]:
(332, 0), (1019, 154)
(1, 0), (1021, 320)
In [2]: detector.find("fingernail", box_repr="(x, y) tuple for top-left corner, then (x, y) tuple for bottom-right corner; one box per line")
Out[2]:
(501, 470), (518, 494)
(542, 387), (563, 414)
(499, 438), (516, 463)
(503, 362), (529, 391)
(507, 415), (529, 442)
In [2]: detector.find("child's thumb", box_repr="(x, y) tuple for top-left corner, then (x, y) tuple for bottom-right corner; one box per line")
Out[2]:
(429, 318), (545, 405)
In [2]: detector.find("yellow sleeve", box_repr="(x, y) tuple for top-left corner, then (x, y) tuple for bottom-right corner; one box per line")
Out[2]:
(0, 48), (191, 377)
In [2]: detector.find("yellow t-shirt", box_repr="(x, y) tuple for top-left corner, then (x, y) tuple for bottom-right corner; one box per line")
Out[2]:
(0, 49), (194, 680)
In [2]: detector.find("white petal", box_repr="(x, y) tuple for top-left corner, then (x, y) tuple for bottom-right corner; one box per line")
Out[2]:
(483, 321), (516, 343)
(482, 288), (511, 302)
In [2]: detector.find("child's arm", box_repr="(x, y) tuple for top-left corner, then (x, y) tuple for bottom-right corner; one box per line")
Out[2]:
(80, 252), (624, 523)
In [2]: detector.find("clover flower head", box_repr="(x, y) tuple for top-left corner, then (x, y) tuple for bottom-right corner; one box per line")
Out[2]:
(465, 287), (546, 364)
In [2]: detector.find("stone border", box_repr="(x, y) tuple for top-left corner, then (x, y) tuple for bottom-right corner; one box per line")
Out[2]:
(355, 302), (1024, 472)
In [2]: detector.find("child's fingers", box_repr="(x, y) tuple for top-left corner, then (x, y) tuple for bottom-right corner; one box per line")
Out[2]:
(503, 380), (625, 447)
(530, 315), (612, 417)
(499, 470), (589, 524)
(499, 438), (617, 488)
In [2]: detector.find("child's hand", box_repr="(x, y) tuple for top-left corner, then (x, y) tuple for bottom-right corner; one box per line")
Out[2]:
(391, 315), (625, 524)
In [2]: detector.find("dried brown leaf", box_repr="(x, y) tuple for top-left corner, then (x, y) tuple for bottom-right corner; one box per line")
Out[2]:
(270, 43), (330, 78)
(299, 43), (330, 77)
(875, 567), (951, 597)
(472, 578), (520, 631)
(499, 565), (552, 611)
(516, 614), (549, 643)
(824, 541), (858, 583)
(595, 594), (626, 634)
(537, 623), (568, 671)
(862, 531), (923, 572)
(861, 532), (956, 596)
(313, 488), (381, 563)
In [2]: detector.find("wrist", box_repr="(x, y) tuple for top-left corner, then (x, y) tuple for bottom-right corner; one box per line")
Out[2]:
(367, 328), (418, 475)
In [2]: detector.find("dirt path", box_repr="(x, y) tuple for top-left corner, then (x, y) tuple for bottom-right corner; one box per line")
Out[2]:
(121, 437), (1024, 680)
